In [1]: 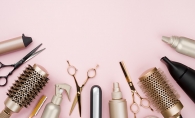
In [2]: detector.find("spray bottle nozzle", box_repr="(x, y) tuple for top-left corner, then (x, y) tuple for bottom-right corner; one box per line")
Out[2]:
(56, 84), (71, 101)
(112, 82), (122, 100)
(51, 84), (71, 105)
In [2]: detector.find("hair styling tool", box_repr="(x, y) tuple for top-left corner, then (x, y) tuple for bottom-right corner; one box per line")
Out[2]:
(29, 95), (47, 118)
(0, 64), (49, 118)
(41, 84), (71, 118)
(0, 34), (32, 55)
(119, 61), (153, 118)
(161, 56), (195, 103)
(90, 85), (102, 118)
(0, 43), (45, 86)
(67, 61), (99, 117)
(138, 67), (183, 118)
(109, 82), (128, 118)
(162, 36), (195, 58)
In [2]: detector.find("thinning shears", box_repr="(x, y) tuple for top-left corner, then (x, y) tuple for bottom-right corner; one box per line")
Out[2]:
(0, 44), (45, 86)
(119, 61), (153, 118)
(67, 61), (98, 117)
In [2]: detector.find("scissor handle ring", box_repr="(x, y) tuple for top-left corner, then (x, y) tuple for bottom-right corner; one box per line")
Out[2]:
(130, 102), (140, 114)
(67, 65), (77, 76)
(140, 98), (150, 108)
(87, 68), (96, 78)
(0, 76), (8, 87)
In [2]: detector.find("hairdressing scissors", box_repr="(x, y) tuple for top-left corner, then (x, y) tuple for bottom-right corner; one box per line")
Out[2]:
(67, 61), (99, 117)
(119, 61), (153, 118)
(0, 44), (45, 86)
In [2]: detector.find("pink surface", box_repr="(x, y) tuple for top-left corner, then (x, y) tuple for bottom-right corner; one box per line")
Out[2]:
(0, 1), (195, 118)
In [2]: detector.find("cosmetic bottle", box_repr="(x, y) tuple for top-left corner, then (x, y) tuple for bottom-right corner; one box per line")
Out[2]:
(161, 56), (195, 103)
(109, 82), (128, 118)
(162, 36), (195, 58)
(41, 84), (71, 118)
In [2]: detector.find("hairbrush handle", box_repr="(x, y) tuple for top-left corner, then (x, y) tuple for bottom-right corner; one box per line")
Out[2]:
(0, 110), (11, 118)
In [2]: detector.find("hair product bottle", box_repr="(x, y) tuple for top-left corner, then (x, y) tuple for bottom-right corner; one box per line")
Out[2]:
(41, 84), (71, 118)
(109, 82), (128, 118)
(162, 36), (195, 58)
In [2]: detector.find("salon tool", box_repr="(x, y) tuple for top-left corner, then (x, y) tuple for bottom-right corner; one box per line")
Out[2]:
(41, 83), (71, 118)
(67, 61), (99, 117)
(119, 61), (153, 118)
(0, 34), (32, 55)
(0, 43), (45, 86)
(162, 36), (195, 58)
(109, 82), (128, 118)
(0, 64), (49, 118)
(161, 56), (195, 103)
(90, 85), (102, 118)
(29, 95), (47, 118)
(139, 67), (183, 118)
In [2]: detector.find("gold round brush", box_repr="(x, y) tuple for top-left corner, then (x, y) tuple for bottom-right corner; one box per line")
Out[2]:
(138, 67), (183, 118)
(0, 64), (49, 118)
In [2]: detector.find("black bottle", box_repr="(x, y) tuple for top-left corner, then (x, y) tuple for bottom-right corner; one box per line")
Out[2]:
(161, 56), (195, 103)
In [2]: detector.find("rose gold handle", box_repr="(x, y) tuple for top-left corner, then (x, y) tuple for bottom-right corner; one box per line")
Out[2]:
(0, 110), (11, 118)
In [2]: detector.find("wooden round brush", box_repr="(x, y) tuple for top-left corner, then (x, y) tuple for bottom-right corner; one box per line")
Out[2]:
(0, 64), (49, 118)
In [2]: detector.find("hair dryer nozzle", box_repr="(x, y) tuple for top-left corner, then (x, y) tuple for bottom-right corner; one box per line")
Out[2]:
(161, 56), (187, 80)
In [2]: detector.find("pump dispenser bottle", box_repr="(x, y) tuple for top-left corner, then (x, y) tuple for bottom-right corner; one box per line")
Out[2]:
(109, 82), (128, 118)
(162, 36), (195, 58)
(41, 84), (71, 118)
(161, 56), (195, 103)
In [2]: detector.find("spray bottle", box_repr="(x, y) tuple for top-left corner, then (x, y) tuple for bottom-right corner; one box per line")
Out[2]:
(41, 83), (71, 118)
(109, 82), (128, 118)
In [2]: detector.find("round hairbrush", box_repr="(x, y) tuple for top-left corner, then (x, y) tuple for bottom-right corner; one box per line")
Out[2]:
(0, 64), (49, 118)
(138, 67), (183, 118)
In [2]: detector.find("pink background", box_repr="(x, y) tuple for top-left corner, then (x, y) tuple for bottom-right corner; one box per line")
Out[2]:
(0, 1), (195, 118)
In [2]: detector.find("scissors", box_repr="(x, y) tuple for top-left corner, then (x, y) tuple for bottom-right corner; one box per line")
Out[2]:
(0, 44), (45, 86)
(67, 61), (99, 117)
(119, 61), (153, 118)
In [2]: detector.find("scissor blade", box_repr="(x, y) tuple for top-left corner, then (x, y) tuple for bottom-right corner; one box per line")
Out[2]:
(77, 93), (81, 117)
(23, 44), (42, 61)
(25, 48), (45, 63)
(69, 94), (78, 116)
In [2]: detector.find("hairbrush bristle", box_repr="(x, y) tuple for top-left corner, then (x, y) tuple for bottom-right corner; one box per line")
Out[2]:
(138, 68), (180, 112)
(157, 69), (180, 98)
(7, 65), (49, 107)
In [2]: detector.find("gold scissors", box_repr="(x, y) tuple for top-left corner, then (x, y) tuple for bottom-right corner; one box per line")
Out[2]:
(119, 61), (153, 118)
(67, 61), (99, 117)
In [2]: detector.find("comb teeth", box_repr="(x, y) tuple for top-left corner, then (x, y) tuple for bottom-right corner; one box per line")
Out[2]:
(7, 65), (49, 108)
(138, 68), (180, 112)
